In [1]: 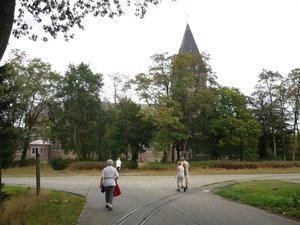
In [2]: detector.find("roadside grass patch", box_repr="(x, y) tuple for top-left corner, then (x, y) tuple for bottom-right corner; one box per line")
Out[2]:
(215, 180), (300, 219)
(0, 186), (86, 225)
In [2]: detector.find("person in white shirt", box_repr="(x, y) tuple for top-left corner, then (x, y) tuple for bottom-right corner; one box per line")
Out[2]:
(99, 159), (119, 211)
(175, 161), (185, 192)
(116, 158), (121, 172)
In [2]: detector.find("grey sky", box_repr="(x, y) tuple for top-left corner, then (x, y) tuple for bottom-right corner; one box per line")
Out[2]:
(3, 0), (300, 100)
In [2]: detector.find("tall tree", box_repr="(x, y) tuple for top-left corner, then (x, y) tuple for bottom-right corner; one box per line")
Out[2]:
(50, 62), (103, 160)
(0, 63), (21, 206)
(115, 99), (155, 161)
(274, 79), (291, 160)
(170, 52), (217, 156)
(195, 87), (262, 161)
(134, 52), (217, 160)
(286, 68), (300, 161)
(250, 69), (283, 156)
(133, 53), (186, 159)
(0, 0), (175, 62)
(142, 99), (186, 160)
(3, 49), (61, 160)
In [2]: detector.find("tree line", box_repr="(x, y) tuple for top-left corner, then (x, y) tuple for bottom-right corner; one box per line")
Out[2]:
(0, 49), (300, 171)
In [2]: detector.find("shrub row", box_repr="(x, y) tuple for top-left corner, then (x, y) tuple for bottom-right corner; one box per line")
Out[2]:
(213, 161), (300, 170)
(49, 159), (138, 171)
(140, 161), (300, 171)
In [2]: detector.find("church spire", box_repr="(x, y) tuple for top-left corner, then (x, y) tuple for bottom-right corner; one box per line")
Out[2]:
(179, 24), (200, 55)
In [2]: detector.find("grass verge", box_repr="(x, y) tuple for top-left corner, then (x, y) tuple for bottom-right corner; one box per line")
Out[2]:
(215, 180), (300, 220)
(0, 186), (86, 225)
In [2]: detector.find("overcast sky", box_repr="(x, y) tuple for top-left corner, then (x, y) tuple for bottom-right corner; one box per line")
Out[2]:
(2, 0), (300, 100)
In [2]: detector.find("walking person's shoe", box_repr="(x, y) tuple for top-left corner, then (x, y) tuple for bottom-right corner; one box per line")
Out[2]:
(184, 187), (186, 192)
(105, 203), (109, 208)
(177, 188), (180, 191)
(108, 205), (113, 211)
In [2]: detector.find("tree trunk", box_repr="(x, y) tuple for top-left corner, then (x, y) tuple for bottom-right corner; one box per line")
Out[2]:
(21, 139), (30, 160)
(0, 0), (15, 62)
(176, 144), (180, 161)
(272, 127), (276, 156)
(292, 112), (297, 161)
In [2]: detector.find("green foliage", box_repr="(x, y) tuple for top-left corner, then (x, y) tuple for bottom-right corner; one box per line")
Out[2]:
(262, 150), (283, 161)
(12, 159), (36, 167)
(139, 162), (176, 171)
(0, 63), (21, 169)
(12, 0), (165, 42)
(49, 62), (104, 160)
(216, 180), (300, 219)
(195, 87), (262, 160)
(123, 161), (138, 169)
(49, 158), (74, 170)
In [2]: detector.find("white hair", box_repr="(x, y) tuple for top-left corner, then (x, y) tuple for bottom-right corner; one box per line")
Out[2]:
(107, 159), (113, 166)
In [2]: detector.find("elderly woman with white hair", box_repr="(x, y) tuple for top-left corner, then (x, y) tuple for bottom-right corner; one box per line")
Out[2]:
(99, 159), (119, 211)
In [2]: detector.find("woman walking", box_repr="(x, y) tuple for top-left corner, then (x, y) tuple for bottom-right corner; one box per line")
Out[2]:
(175, 161), (185, 192)
(99, 159), (119, 211)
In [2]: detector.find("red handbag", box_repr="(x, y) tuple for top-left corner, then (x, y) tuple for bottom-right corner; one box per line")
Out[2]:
(113, 181), (121, 197)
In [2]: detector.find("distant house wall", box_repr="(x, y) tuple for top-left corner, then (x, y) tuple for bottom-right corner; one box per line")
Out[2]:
(15, 139), (77, 162)
(138, 151), (164, 162)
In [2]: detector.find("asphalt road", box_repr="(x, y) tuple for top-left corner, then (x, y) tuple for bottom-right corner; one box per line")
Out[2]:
(3, 174), (300, 225)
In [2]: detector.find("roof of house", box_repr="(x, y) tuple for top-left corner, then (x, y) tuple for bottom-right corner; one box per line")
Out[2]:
(29, 139), (50, 145)
(179, 23), (200, 55)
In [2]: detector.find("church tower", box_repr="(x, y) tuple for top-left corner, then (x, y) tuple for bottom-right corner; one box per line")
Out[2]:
(179, 23), (200, 55)
(177, 23), (208, 87)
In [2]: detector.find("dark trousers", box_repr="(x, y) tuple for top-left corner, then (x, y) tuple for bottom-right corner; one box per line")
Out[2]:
(104, 186), (115, 204)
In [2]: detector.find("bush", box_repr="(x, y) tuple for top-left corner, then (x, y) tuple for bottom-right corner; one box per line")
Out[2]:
(49, 158), (74, 170)
(123, 161), (138, 169)
(140, 162), (175, 171)
(67, 161), (105, 170)
(12, 159), (36, 167)
(66, 160), (138, 170)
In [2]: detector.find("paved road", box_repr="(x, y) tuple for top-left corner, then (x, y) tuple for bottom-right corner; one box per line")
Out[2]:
(3, 174), (300, 225)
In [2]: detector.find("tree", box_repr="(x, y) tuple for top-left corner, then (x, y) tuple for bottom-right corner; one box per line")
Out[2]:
(134, 52), (172, 107)
(195, 87), (262, 161)
(141, 98), (186, 161)
(170, 52), (217, 157)
(50, 62), (104, 160)
(250, 69), (283, 157)
(115, 99), (155, 161)
(134, 52), (217, 161)
(286, 68), (300, 161)
(5, 50), (62, 160)
(274, 79), (291, 160)
(0, 0), (176, 62)
(0, 63), (21, 206)
(133, 53), (186, 160)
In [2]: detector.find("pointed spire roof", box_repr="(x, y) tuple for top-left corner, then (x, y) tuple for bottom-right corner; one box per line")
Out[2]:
(179, 24), (200, 55)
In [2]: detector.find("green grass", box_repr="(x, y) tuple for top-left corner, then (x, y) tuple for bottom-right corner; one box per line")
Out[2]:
(0, 186), (86, 225)
(215, 180), (300, 219)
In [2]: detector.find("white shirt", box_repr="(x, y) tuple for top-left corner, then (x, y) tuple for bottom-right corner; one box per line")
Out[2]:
(116, 159), (121, 167)
(101, 166), (119, 186)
